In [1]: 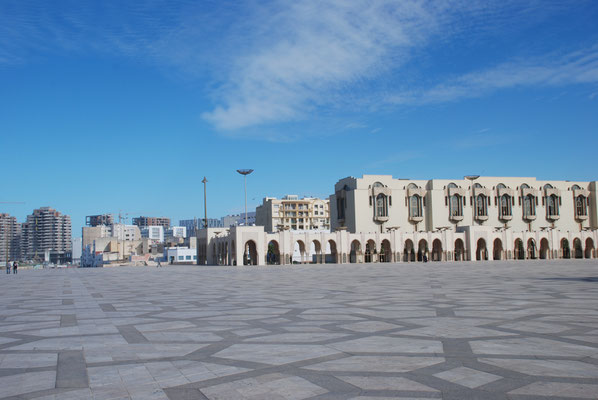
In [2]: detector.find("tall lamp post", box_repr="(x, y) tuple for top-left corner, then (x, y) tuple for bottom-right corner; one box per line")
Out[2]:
(236, 169), (254, 227)
(201, 177), (208, 265)
(465, 175), (480, 261)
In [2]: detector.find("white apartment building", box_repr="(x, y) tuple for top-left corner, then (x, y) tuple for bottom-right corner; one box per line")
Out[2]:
(165, 247), (197, 264)
(141, 226), (164, 242)
(165, 226), (187, 239)
(82, 224), (140, 247)
(256, 195), (330, 232)
(112, 224), (141, 241)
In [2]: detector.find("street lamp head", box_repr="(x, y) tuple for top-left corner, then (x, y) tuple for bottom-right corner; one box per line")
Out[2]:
(236, 169), (254, 176)
(202, 177), (208, 184)
(464, 175), (480, 181)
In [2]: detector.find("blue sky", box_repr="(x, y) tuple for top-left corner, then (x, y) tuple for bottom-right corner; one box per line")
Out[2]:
(1, 0), (597, 236)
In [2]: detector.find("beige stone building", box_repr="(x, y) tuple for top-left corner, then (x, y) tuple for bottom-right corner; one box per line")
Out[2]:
(198, 175), (598, 266)
(256, 195), (330, 232)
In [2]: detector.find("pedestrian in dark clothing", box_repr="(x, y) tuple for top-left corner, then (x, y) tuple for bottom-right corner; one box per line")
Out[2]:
(12, 261), (17, 274)
(6, 261), (10, 274)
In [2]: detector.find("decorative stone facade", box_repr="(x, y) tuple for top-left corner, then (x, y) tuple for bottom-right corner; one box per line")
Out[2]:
(198, 175), (598, 266)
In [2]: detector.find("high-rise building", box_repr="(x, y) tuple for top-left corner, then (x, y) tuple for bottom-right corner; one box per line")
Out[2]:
(86, 214), (114, 227)
(132, 216), (170, 229)
(256, 195), (330, 232)
(21, 207), (72, 263)
(220, 212), (255, 228)
(0, 213), (21, 263)
(179, 218), (223, 237)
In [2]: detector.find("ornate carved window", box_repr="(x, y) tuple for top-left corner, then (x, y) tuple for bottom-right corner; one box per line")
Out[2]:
(376, 194), (388, 217)
(409, 195), (422, 218)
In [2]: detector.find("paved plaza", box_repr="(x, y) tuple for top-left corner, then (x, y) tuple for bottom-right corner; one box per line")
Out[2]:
(1, 260), (598, 400)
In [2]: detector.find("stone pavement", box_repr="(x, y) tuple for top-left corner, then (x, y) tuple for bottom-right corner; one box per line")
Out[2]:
(1, 260), (598, 400)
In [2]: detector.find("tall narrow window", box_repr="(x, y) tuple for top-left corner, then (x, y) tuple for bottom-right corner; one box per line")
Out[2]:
(500, 195), (511, 217)
(409, 195), (422, 218)
(450, 195), (462, 217)
(547, 194), (559, 217)
(376, 194), (387, 217)
(523, 194), (535, 217)
(576, 195), (587, 216)
(476, 195), (487, 217)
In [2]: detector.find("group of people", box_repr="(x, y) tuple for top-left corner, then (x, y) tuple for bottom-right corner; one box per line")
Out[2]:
(5, 261), (18, 274)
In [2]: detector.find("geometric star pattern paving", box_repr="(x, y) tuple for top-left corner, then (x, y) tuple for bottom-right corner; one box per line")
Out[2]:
(1, 259), (597, 399)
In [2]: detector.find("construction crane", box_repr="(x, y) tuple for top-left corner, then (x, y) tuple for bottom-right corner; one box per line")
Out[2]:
(0, 201), (25, 267)
(117, 210), (149, 225)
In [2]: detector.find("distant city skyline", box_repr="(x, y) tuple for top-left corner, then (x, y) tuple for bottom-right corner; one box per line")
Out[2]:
(1, 1), (597, 238)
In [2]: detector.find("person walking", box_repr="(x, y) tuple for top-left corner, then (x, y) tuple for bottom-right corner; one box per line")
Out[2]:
(12, 261), (17, 274)
(156, 258), (162, 268)
(6, 260), (10, 274)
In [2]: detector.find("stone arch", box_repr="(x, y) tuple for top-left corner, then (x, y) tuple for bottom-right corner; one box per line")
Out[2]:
(561, 238), (570, 259)
(514, 238), (525, 260)
(454, 239), (465, 261)
(404, 239), (415, 262)
(380, 239), (392, 262)
(312, 240), (322, 263)
(573, 238), (583, 259)
(432, 239), (443, 261)
(365, 239), (376, 263)
(243, 240), (258, 265)
(417, 239), (428, 262)
(493, 238), (503, 260)
(585, 238), (594, 259)
(527, 238), (537, 260)
(326, 239), (338, 263)
(540, 238), (550, 260)
(294, 240), (307, 264)
(267, 240), (280, 265)
(476, 238), (487, 261)
(350, 240), (362, 263)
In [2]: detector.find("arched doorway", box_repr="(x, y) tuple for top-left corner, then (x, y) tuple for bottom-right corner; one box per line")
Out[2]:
(326, 240), (337, 263)
(243, 240), (258, 265)
(540, 238), (550, 260)
(404, 239), (415, 262)
(312, 240), (322, 263)
(432, 239), (443, 261)
(573, 238), (583, 259)
(514, 239), (525, 260)
(267, 240), (280, 265)
(380, 239), (392, 262)
(294, 240), (307, 264)
(476, 238), (487, 261)
(527, 239), (537, 260)
(454, 239), (465, 261)
(417, 239), (428, 262)
(365, 240), (376, 263)
(493, 238), (503, 260)
(231, 240), (236, 265)
(561, 238), (570, 259)
(350, 240), (361, 263)
(585, 238), (595, 259)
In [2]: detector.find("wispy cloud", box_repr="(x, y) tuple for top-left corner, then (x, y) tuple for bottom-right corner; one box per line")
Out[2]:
(202, 0), (441, 130)
(1, 1), (596, 137)
(200, 0), (596, 132)
(388, 46), (598, 105)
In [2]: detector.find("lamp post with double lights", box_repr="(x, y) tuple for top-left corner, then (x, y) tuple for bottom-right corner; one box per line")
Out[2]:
(236, 169), (254, 227)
